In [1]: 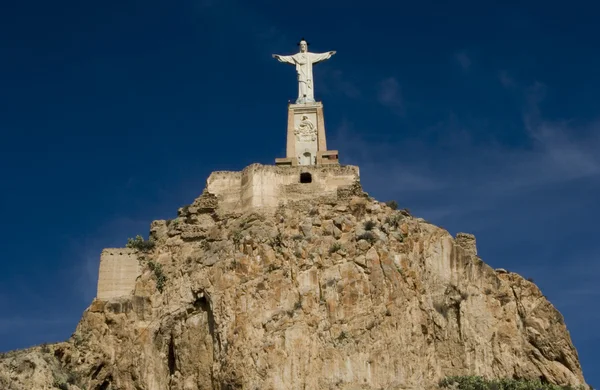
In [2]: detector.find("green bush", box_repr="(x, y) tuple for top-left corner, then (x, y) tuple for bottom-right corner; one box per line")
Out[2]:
(329, 242), (343, 254)
(66, 371), (79, 385)
(363, 220), (376, 231)
(148, 261), (167, 292)
(357, 231), (377, 244)
(385, 200), (398, 210)
(439, 376), (587, 390)
(232, 230), (243, 246)
(53, 378), (68, 390)
(126, 235), (155, 251)
(270, 231), (285, 249)
(385, 214), (402, 228)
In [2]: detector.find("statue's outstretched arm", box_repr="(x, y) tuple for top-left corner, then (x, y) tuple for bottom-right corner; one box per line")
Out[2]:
(310, 51), (336, 64)
(272, 54), (295, 65)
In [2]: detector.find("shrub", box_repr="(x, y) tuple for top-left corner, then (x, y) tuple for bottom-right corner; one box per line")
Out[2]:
(148, 261), (167, 292)
(527, 277), (535, 283)
(71, 333), (83, 346)
(351, 202), (367, 219)
(232, 230), (243, 246)
(385, 200), (398, 210)
(363, 220), (376, 231)
(66, 371), (79, 385)
(40, 343), (50, 353)
(53, 378), (68, 390)
(357, 231), (377, 244)
(336, 331), (349, 342)
(385, 214), (402, 228)
(497, 292), (512, 305)
(292, 234), (304, 241)
(126, 235), (156, 251)
(439, 376), (587, 390)
(329, 242), (343, 254)
(270, 230), (285, 250)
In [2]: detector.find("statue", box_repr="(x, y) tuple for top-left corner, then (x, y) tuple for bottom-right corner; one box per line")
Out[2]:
(273, 39), (336, 104)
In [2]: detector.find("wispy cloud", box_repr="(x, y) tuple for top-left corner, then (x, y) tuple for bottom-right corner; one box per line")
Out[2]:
(331, 70), (360, 99)
(455, 51), (472, 71)
(62, 216), (151, 303)
(498, 70), (515, 88)
(517, 251), (600, 341)
(333, 78), (600, 228)
(377, 77), (405, 116)
(331, 78), (600, 355)
(318, 69), (361, 99)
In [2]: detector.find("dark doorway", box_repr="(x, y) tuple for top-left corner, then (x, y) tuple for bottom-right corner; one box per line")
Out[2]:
(300, 172), (312, 183)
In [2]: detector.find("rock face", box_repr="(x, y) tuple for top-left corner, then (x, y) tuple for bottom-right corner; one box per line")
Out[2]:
(0, 170), (589, 390)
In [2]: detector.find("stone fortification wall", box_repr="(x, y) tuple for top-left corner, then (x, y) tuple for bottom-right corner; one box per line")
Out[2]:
(96, 248), (140, 300)
(96, 164), (359, 299)
(206, 163), (360, 213)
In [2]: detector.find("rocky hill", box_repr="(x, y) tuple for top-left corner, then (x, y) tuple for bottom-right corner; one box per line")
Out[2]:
(0, 171), (589, 390)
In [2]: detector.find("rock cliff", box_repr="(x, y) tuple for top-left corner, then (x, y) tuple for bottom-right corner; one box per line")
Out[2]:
(0, 175), (589, 390)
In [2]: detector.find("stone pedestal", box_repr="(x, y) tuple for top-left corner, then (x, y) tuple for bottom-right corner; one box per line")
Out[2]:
(275, 102), (339, 166)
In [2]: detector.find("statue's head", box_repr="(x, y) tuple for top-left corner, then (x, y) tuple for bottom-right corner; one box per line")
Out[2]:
(299, 40), (308, 53)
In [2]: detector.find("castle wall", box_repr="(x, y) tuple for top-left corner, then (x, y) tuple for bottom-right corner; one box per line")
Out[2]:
(207, 163), (360, 213)
(96, 248), (140, 300)
(206, 171), (243, 212)
(95, 164), (359, 299)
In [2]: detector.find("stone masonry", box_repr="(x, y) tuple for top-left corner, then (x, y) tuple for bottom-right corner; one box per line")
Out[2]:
(96, 248), (140, 300)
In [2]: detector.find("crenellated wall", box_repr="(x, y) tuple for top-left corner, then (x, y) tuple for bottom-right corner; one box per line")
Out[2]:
(96, 248), (140, 300)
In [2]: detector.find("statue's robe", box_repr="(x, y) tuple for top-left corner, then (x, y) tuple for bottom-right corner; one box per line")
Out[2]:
(275, 51), (334, 103)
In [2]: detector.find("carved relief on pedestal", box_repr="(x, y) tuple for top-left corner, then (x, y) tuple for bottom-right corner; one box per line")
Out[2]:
(294, 115), (317, 142)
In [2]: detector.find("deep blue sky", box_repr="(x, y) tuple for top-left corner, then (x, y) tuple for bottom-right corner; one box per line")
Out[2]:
(1, 0), (599, 385)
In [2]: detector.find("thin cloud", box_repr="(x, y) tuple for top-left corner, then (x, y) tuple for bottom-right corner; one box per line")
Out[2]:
(518, 252), (600, 321)
(330, 82), (600, 355)
(318, 69), (361, 99)
(331, 70), (360, 99)
(498, 70), (515, 88)
(333, 81), (600, 221)
(62, 216), (151, 303)
(377, 77), (405, 116)
(455, 51), (472, 71)
(332, 120), (444, 193)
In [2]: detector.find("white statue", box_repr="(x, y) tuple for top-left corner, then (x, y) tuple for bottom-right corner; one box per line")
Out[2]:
(273, 39), (336, 104)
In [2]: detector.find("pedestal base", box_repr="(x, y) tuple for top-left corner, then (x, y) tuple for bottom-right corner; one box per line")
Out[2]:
(275, 101), (340, 166)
